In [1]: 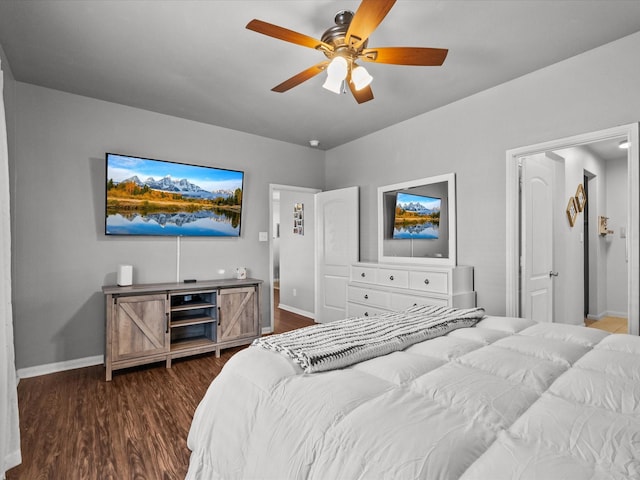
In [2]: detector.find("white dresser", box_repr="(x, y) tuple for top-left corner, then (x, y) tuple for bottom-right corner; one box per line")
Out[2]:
(347, 262), (476, 318)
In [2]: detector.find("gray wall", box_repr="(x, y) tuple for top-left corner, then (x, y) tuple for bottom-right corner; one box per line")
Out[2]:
(325, 31), (640, 316)
(9, 82), (324, 369)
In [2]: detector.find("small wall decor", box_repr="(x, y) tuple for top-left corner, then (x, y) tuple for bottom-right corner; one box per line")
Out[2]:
(566, 197), (578, 227)
(575, 183), (587, 212)
(293, 203), (304, 235)
(598, 216), (613, 235)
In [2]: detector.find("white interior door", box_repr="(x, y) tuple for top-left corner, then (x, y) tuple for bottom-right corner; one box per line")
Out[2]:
(315, 186), (359, 323)
(521, 154), (555, 322)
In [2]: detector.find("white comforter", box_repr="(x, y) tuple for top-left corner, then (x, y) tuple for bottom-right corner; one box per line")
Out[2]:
(186, 317), (640, 479)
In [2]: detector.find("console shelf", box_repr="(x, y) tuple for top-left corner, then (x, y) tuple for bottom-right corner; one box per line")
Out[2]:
(171, 302), (216, 311)
(171, 316), (215, 328)
(103, 278), (262, 381)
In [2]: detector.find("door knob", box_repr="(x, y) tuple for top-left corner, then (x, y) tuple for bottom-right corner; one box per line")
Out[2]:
(549, 271), (559, 277)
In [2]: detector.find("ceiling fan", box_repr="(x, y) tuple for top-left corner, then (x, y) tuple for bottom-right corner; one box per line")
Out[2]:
(246, 0), (448, 104)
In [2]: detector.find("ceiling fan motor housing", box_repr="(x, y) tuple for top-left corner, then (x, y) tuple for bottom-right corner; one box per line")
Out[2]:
(320, 10), (367, 59)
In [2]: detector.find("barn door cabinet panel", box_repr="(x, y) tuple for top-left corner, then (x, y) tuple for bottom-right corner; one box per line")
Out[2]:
(103, 278), (262, 381)
(110, 293), (169, 363)
(218, 287), (260, 346)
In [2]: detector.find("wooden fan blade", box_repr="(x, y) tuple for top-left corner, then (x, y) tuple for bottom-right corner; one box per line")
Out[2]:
(246, 19), (332, 52)
(350, 84), (374, 104)
(346, 0), (396, 50)
(360, 47), (448, 66)
(347, 70), (374, 104)
(271, 61), (329, 93)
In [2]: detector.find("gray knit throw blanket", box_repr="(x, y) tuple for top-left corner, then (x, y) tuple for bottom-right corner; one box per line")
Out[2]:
(252, 305), (486, 373)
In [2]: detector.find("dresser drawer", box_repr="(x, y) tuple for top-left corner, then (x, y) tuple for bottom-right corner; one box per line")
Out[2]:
(409, 270), (448, 294)
(347, 285), (390, 308)
(377, 268), (409, 288)
(390, 292), (448, 311)
(350, 265), (378, 284)
(347, 302), (387, 318)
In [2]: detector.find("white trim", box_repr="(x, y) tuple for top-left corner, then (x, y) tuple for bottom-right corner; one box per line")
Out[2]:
(587, 311), (628, 321)
(606, 310), (628, 319)
(277, 303), (315, 320)
(17, 355), (104, 380)
(506, 123), (639, 336)
(261, 326), (273, 335)
(505, 157), (520, 317)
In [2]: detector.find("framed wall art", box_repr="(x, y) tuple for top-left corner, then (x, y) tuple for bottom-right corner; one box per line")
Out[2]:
(566, 197), (578, 227)
(293, 203), (304, 235)
(575, 183), (586, 212)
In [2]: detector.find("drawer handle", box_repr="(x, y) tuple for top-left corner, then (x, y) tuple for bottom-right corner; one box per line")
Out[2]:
(424, 278), (430, 285)
(364, 312), (369, 317)
(389, 275), (394, 281)
(361, 272), (366, 277)
(364, 294), (369, 299)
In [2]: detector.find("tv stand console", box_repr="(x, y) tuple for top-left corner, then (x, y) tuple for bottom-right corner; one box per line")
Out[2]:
(102, 278), (262, 381)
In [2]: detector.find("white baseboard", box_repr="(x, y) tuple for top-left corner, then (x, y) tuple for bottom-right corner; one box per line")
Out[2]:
(17, 355), (104, 381)
(277, 303), (315, 320)
(587, 311), (628, 321)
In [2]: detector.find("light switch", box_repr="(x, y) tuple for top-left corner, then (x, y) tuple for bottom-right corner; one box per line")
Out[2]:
(259, 231), (268, 242)
(620, 227), (626, 239)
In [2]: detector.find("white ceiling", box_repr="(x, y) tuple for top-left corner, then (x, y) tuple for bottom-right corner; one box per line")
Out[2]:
(1, 1), (640, 150)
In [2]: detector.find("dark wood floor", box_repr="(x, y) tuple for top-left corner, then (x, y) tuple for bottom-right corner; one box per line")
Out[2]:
(7, 301), (313, 480)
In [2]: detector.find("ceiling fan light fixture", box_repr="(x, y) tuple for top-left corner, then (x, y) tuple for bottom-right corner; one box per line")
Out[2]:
(322, 76), (343, 94)
(619, 139), (630, 149)
(322, 56), (348, 94)
(351, 65), (373, 90)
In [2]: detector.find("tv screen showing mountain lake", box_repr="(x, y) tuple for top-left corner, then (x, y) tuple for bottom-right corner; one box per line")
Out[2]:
(106, 154), (243, 237)
(392, 192), (441, 239)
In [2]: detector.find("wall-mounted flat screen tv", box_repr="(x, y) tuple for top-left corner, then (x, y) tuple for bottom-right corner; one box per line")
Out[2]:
(392, 192), (441, 239)
(105, 153), (244, 237)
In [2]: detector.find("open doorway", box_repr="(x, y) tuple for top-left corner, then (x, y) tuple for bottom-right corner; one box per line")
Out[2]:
(268, 184), (320, 333)
(268, 184), (359, 331)
(506, 124), (639, 336)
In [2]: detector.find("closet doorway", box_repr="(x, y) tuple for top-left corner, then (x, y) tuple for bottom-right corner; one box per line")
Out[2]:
(506, 124), (639, 335)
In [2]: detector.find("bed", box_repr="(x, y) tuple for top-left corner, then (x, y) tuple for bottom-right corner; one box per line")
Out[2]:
(186, 306), (640, 479)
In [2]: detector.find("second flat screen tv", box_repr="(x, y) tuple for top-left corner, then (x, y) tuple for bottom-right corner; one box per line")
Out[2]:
(106, 153), (244, 237)
(392, 192), (441, 239)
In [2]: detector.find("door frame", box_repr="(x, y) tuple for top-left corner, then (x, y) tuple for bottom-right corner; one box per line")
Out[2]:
(506, 123), (639, 335)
